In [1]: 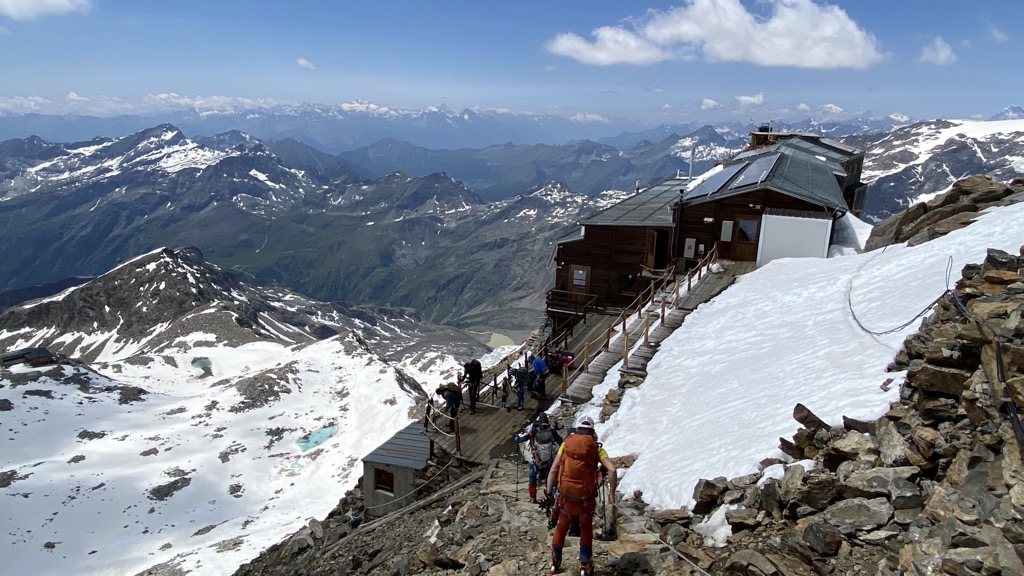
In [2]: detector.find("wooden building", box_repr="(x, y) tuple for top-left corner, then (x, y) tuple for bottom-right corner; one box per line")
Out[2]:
(361, 422), (433, 517)
(547, 185), (678, 333)
(544, 132), (866, 334)
(670, 133), (865, 268)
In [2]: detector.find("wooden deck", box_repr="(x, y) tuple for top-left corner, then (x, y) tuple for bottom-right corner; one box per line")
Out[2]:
(428, 260), (755, 465)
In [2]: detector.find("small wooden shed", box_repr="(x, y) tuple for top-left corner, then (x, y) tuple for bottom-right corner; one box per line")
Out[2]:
(361, 422), (433, 517)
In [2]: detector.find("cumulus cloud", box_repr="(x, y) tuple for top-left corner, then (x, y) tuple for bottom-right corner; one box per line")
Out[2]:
(989, 25), (1008, 42)
(547, 26), (671, 65)
(545, 0), (883, 68)
(0, 0), (91, 21)
(701, 98), (721, 110)
(919, 36), (956, 65)
(796, 103), (811, 112)
(735, 92), (765, 109)
(296, 57), (315, 70)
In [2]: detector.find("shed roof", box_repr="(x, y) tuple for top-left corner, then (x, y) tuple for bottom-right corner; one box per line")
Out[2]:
(580, 185), (679, 227)
(680, 141), (849, 214)
(1, 347), (54, 367)
(362, 422), (431, 469)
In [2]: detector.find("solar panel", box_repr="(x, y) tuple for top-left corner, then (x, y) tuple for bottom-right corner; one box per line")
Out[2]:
(729, 153), (779, 189)
(683, 163), (743, 201)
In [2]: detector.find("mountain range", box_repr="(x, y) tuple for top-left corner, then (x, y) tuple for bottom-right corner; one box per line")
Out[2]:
(0, 101), (932, 153)
(2, 117), (1024, 341)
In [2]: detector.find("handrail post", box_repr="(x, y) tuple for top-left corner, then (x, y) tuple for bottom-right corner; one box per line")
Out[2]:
(622, 331), (630, 369)
(660, 299), (667, 323)
(561, 363), (568, 394)
(423, 400), (433, 431)
(583, 342), (590, 372)
(454, 417), (462, 455)
(688, 269), (693, 291)
(604, 326), (612, 350)
(644, 311), (650, 345)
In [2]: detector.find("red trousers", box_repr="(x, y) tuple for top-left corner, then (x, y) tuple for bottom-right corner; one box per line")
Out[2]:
(550, 497), (596, 564)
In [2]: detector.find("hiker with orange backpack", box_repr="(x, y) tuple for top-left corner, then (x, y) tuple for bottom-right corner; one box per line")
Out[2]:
(545, 415), (616, 576)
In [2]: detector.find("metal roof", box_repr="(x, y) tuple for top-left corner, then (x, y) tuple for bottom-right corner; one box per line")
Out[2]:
(580, 185), (679, 227)
(362, 422), (431, 469)
(680, 140), (849, 214)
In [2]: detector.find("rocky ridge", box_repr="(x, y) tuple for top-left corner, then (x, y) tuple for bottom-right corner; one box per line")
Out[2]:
(220, 177), (1024, 576)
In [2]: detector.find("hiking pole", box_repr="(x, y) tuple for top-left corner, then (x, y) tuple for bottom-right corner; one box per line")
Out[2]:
(514, 443), (523, 501)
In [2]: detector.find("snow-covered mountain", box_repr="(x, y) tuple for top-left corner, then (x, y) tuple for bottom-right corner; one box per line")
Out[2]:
(0, 246), (492, 576)
(845, 118), (1024, 219)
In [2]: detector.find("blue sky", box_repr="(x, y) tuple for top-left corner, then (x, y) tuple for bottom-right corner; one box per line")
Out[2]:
(1, 0), (1021, 124)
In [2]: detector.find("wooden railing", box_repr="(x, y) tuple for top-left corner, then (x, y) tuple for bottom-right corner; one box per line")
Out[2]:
(544, 244), (720, 396)
(546, 289), (599, 317)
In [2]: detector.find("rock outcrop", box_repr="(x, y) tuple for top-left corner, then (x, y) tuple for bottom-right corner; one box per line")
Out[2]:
(865, 174), (1024, 251)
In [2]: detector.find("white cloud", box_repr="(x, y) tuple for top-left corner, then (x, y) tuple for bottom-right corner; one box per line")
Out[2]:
(546, 0), (883, 69)
(701, 98), (721, 110)
(919, 36), (956, 65)
(0, 24), (9, 34)
(296, 57), (315, 70)
(735, 92), (765, 109)
(570, 112), (611, 124)
(143, 92), (282, 114)
(989, 25), (1008, 42)
(646, 86), (664, 94)
(0, 0), (90, 21)
(546, 26), (671, 65)
(796, 103), (811, 112)
(0, 95), (52, 113)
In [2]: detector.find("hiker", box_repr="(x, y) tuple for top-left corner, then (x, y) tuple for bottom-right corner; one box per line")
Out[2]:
(545, 415), (616, 576)
(529, 354), (549, 398)
(509, 366), (529, 411)
(462, 358), (483, 413)
(513, 413), (563, 503)
(435, 382), (461, 432)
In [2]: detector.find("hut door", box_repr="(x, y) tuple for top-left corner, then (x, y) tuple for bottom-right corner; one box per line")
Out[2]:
(645, 229), (670, 270)
(731, 216), (760, 261)
(569, 265), (590, 293)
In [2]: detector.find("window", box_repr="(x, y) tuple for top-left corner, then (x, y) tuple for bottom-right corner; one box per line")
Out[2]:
(572, 268), (587, 287)
(374, 468), (395, 494)
(620, 273), (637, 293)
(736, 218), (758, 243)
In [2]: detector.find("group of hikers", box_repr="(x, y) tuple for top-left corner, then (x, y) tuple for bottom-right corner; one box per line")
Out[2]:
(515, 413), (617, 576)
(431, 353), (614, 575)
(434, 353), (552, 428)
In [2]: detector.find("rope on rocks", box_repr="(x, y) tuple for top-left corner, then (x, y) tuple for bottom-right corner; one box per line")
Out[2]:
(657, 537), (714, 576)
(943, 257), (1024, 458)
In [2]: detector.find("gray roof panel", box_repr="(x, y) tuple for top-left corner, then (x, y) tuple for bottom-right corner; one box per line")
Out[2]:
(581, 185), (679, 226)
(362, 422), (431, 469)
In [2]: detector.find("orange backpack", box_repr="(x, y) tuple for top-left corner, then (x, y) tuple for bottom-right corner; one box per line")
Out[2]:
(557, 432), (599, 501)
